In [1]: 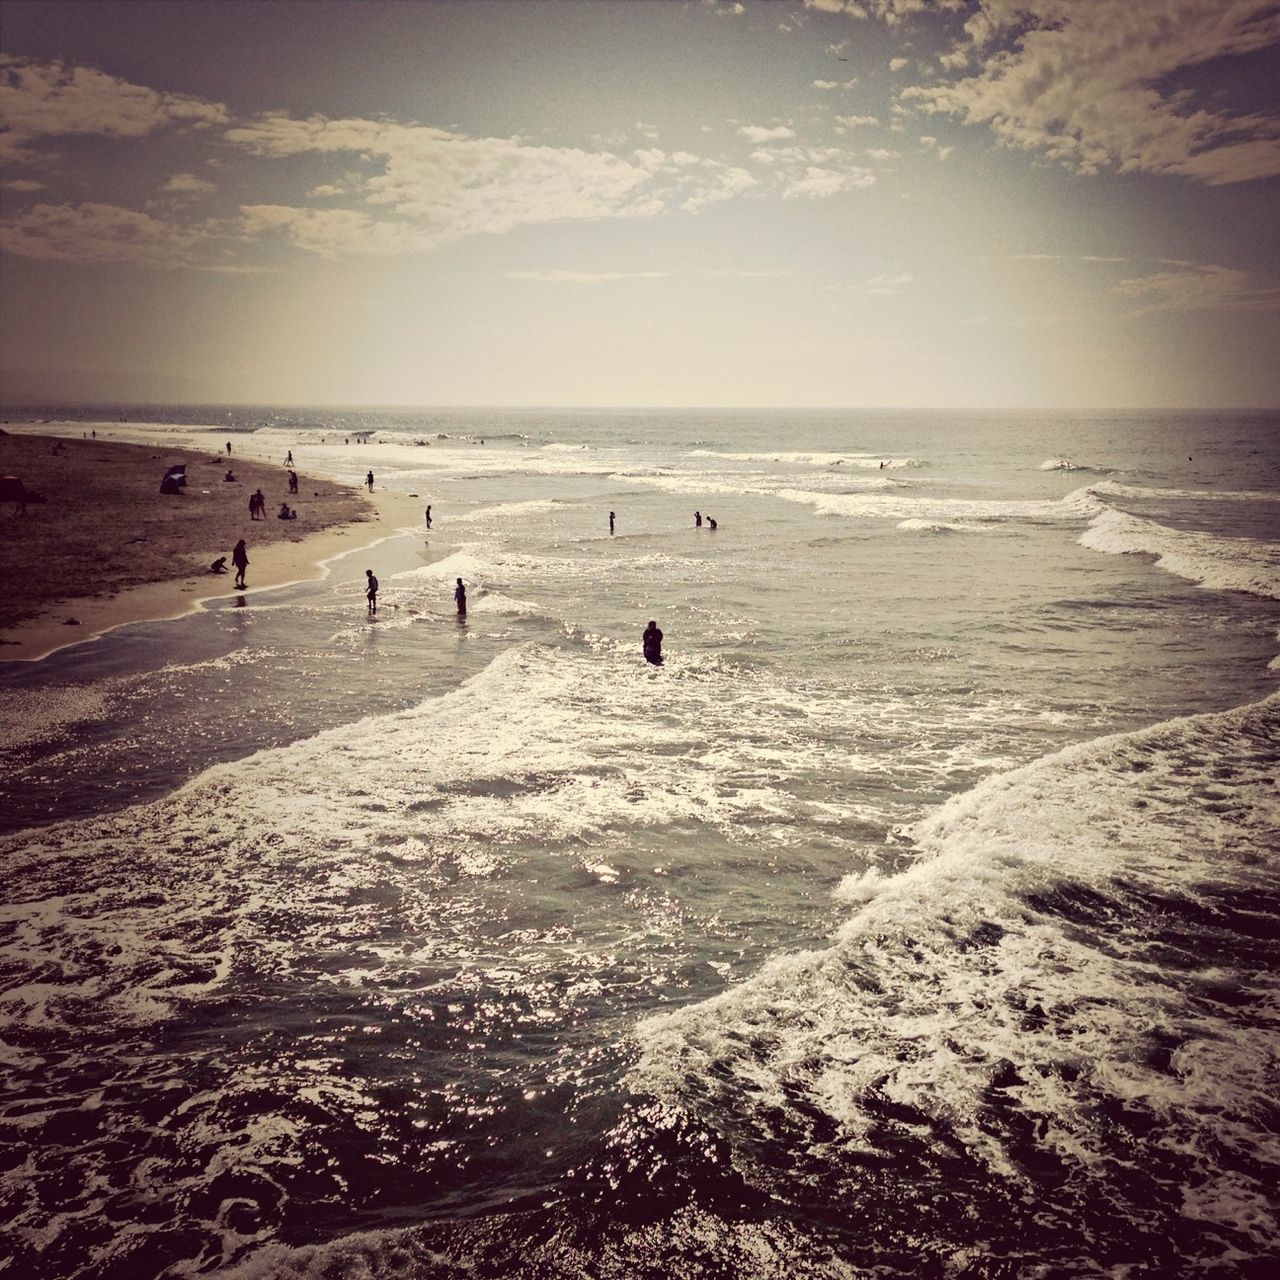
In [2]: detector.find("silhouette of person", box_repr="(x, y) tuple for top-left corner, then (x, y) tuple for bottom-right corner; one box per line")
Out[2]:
(210, 556), (227, 574)
(232, 539), (248, 589)
(366, 470), (375, 492)
(707, 516), (717, 530)
(454, 577), (467, 617)
(425, 505), (432, 529)
(288, 470), (298, 494)
(609, 510), (615, 535)
(226, 441), (232, 456)
(286, 450), (293, 465)
(695, 510), (702, 528)
(642, 620), (663, 666)
(366, 569), (378, 614)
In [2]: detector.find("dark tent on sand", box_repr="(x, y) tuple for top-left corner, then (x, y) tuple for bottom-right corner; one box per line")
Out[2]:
(160, 464), (187, 495)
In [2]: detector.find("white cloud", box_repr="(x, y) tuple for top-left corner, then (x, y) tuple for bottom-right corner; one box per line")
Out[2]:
(308, 184), (345, 198)
(225, 115), (669, 248)
(813, 79), (859, 90)
(835, 114), (880, 129)
(866, 148), (898, 161)
(0, 55), (227, 162)
(739, 124), (797, 143)
(0, 201), (226, 266)
(683, 164), (758, 213)
(1113, 263), (1280, 313)
(784, 164), (876, 198)
(806, 0), (869, 15)
(889, 57), (910, 72)
(904, 0), (1280, 185)
(163, 173), (215, 197)
(1, 178), (44, 192)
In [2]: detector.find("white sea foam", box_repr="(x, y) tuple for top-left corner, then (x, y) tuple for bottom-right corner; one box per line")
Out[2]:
(689, 449), (923, 470)
(896, 518), (994, 534)
(780, 482), (1108, 524)
(631, 694), (1280, 1243)
(1080, 507), (1280, 599)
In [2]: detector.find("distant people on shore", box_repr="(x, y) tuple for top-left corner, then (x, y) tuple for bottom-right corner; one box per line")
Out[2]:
(288, 470), (298, 494)
(695, 511), (702, 528)
(455, 577), (467, 617)
(249, 490), (265, 519)
(278, 503), (296, 520)
(366, 569), (378, 614)
(366, 470), (375, 492)
(286, 450), (293, 465)
(425, 505), (432, 529)
(643, 619), (663, 666)
(609, 510), (615, 535)
(210, 556), (227, 574)
(226, 441), (232, 456)
(224, 469), (236, 482)
(232, 539), (248, 588)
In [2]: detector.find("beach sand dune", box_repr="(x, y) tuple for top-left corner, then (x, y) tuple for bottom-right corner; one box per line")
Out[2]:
(0, 432), (382, 659)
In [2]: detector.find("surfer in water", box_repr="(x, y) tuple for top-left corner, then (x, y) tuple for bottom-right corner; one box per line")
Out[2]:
(642, 619), (663, 666)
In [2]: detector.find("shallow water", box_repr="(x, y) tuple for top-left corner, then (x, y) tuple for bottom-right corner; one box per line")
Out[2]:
(1, 408), (1277, 1278)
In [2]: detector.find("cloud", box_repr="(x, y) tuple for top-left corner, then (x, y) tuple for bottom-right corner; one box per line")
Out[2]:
(682, 164), (758, 213)
(806, 0), (869, 14)
(307, 183), (345, 198)
(835, 114), (880, 129)
(507, 269), (670, 283)
(1, 178), (44, 192)
(866, 148), (898, 161)
(739, 124), (797, 143)
(0, 201), (226, 266)
(889, 58), (910, 72)
(784, 163), (876, 198)
(163, 173), (215, 197)
(904, 0), (1280, 185)
(0, 55), (227, 162)
(813, 79), (859, 90)
(225, 114), (669, 247)
(1113, 263), (1280, 313)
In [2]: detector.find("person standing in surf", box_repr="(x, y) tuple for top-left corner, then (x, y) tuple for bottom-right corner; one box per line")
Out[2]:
(231, 539), (248, 589)
(642, 620), (663, 666)
(366, 470), (375, 492)
(365, 569), (378, 615)
(609, 510), (616, 535)
(425, 505), (432, 529)
(695, 510), (702, 528)
(455, 577), (467, 617)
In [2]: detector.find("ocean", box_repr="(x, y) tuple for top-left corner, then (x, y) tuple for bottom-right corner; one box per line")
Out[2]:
(1, 407), (1277, 1279)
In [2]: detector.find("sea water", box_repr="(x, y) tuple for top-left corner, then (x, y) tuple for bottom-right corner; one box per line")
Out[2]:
(0, 408), (1277, 1278)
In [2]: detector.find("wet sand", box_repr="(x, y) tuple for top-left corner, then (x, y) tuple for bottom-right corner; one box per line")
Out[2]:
(0, 431), (420, 661)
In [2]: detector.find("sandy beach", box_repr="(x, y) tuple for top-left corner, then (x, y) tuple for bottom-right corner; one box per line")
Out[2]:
(0, 429), (422, 661)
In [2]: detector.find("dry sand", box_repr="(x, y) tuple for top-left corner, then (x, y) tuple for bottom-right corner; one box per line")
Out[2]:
(0, 431), (420, 661)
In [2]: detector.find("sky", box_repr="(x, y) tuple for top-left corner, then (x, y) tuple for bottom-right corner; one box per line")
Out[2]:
(0, 0), (1277, 409)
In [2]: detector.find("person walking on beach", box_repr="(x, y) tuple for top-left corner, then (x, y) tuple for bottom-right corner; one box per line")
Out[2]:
(454, 577), (467, 617)
(609, 510), (615, 535)
(288, 470), (298, 494)
(695, 510), (702, 528)
(425, 505), (432, 529)
(286, 450), (293, 465)
(365, 569), (378, 615)
(232, 539), (248, 589)
(226, 441), (232, 456)
(366, 470), (375, 492)
(643, 620), (663, 666)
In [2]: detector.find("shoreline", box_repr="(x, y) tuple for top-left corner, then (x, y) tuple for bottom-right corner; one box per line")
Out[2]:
(0, 425), (426, 662)
(1, 487), (424, 663)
